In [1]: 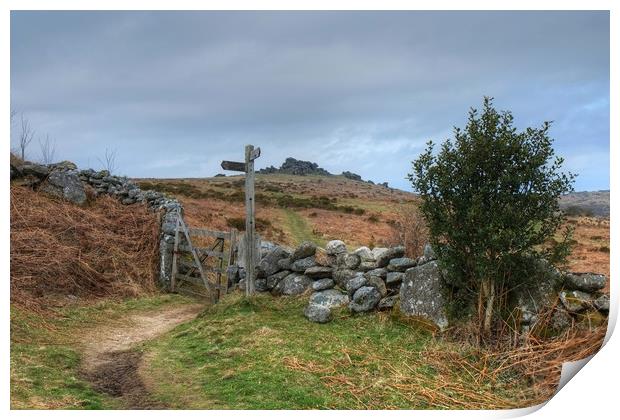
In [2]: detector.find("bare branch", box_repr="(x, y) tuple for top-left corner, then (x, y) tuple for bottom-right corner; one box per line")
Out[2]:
(97, 148), (117, 174)
(19, 113), (35, 160)
(38, 134), (57, 165)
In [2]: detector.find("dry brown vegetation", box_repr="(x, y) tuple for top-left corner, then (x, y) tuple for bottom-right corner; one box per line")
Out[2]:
(10, 186), (160, 310)
(565, 217), (610, 289)
(137, 175), (415, 249)
(489, 325), (606, 405)
(138, 176), (609, 282)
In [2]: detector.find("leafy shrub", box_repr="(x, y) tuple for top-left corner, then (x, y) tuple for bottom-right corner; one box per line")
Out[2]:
(409, 97), (575, 337)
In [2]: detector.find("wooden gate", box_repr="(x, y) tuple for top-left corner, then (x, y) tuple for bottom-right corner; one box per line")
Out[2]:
(170, 211), (238, 302)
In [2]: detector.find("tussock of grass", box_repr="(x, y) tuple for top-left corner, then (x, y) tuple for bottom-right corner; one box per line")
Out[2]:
(143, 293), (540, 409)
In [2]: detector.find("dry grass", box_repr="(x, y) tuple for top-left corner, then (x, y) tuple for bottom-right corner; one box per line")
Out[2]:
(10, 186), (160, 310)
(301, 208), (397, 248)
(567, 217), (610, 289)
(386, 201), (429, 257)
(487, 325), (606, 405)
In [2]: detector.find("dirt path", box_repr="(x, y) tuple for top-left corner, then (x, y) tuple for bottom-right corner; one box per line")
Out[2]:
(80, 303), (204, 409)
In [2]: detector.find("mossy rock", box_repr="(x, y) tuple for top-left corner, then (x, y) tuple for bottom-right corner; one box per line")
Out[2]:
(574, 310), (608, 329)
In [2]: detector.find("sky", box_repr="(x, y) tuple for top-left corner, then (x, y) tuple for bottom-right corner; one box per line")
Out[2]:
(10, 11), (609, 191)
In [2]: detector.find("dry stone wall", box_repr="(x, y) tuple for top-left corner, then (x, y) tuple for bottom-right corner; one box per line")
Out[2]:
(237, 238), (609, 333)
(11, 160), (181, 289)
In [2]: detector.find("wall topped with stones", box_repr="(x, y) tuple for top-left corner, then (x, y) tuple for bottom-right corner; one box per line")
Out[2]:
(236, 238), (609, 333)
(10, 160), (182, 290)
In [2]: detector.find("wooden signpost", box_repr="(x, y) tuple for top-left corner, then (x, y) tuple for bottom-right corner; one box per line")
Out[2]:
(221, 144), (261, 296)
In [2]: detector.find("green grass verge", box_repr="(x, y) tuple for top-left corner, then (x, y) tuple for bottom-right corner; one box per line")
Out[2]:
(281, 209), (327, 247)
(10, 294), (199, 409)
(143, 293), (537, 409)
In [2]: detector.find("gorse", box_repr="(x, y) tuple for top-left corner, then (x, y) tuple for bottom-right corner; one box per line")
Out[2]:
(409, 97), (575, 338)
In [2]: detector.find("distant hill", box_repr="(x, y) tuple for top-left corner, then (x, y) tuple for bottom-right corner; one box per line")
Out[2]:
(258, 157), (389, 187)
(559, 190), (609, 217)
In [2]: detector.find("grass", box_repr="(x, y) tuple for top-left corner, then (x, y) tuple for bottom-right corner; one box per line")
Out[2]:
(10, 294), (198, 409)
(142, 293), (538, 409)
(281, 208), (327, 247)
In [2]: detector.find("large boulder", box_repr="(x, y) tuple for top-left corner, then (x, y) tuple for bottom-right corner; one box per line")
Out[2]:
(38, 170), (87, 205)
(399, 261), (448, 330)
(560, 290), (592, 313)
(265, 270), (291, 291)
(291, 241), (317, 261)
(304, 305), (331, 323)
(354, 246), (375, 262)
(386, 257), (417, 272)
(309, 289), (350, 309)
(564, 273), (607, 293)
(312, 278), (335, 291)
(594, 294), (610, 314)
(258, 246), (291, 277)
(371, 247), (388, 260)
(345, 275), (368, 296)
(349, 286), (382, 313)
(304, 265), (333, 279)
(332, 268), (359, 288)
(259, 241), (284, 259)
(376, 246), (406, 268)
(342, 253), (361, 270)
(273, 273), (312, 296)
(326, 240), (347, 255)
(291, 256), (316, 273)
(304, 289), (350, 324)
(18, 163), (50, 179)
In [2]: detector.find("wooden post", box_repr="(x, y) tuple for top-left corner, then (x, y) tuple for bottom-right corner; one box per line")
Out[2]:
(245, 145), (256, 296)
(221, 145), (260, 297)
(224, 228), (237, 295)
(170, 216), (180, 293)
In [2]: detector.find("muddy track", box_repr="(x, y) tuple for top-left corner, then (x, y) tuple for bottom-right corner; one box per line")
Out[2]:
(79, 304), (204, 409)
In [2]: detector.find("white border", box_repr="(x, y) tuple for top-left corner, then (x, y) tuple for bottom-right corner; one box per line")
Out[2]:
(2, 2), (616, 420)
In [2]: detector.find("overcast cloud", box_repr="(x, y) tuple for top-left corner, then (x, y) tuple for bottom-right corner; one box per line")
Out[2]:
(10, 11), (609, 191)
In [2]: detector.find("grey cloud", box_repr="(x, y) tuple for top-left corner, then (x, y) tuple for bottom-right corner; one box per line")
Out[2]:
(10, 11), (609, 190)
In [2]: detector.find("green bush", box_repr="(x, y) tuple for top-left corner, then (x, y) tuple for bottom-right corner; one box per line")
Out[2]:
(409, 97), (575, 337)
